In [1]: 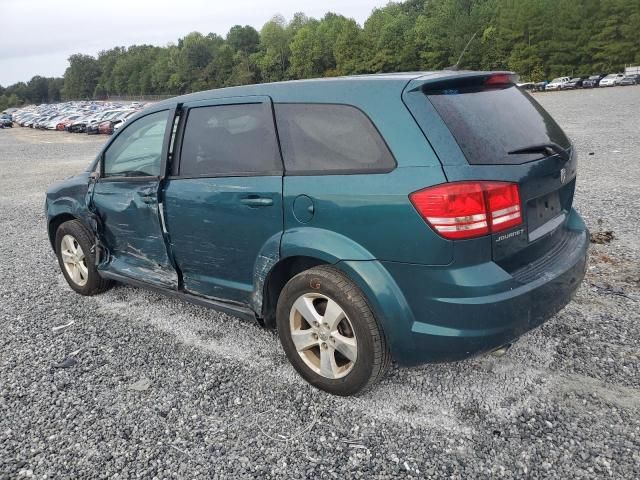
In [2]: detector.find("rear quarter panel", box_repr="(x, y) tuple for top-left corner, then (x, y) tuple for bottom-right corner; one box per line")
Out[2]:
(282, 168), (452, 265)
(277, 79), (452, 265)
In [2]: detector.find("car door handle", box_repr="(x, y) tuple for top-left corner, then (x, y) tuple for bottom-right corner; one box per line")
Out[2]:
(240, 196), (274, 207)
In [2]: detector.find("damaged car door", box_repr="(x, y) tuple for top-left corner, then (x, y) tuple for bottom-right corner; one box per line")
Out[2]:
(91, 108), (178, 289)
(163, 97), (284, 304)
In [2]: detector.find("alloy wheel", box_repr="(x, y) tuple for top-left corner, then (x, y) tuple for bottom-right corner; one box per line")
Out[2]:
(289, 293), (358, 379)
(60, 234), (88, 287)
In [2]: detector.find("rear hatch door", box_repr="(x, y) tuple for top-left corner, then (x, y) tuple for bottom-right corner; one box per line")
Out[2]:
(403, 71), (578, 269)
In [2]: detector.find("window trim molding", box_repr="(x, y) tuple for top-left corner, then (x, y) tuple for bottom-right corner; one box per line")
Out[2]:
(97, 175), (161, 183)
(167, 171), (283, 181)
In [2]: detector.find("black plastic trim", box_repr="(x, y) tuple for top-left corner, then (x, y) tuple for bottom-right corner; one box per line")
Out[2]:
(167, 171), (283, 180)
(98, 270), (259, 323)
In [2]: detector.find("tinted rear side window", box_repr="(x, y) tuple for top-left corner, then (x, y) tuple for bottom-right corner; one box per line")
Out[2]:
(426, 85), (570, 165)
(180, 103), (281, 177)
(275, 104), (395, 174)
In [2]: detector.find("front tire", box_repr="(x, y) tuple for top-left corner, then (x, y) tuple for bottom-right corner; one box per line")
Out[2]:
(55, 220), (113, 295)
(276, 266), (390, 395)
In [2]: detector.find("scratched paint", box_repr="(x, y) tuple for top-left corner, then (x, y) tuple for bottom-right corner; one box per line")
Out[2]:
(91, 178), (179, 289)
(250, 252), (279, 313)
(163, 175), (283, 305)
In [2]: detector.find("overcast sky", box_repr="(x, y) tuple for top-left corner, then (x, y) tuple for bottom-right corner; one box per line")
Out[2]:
(0, 0), (388, 86)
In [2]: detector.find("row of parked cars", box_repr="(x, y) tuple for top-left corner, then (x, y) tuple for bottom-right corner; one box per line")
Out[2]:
(5, 101), (149, 135)
(545, 73), (640, 90)
(518, 72), (640, 92)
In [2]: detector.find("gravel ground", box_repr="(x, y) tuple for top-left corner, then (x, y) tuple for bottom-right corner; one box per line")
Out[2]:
(1, 87), (639, 479)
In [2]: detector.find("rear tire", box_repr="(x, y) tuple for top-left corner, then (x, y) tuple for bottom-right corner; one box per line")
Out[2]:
(276, 266), (390, 395)
(55, 220), (113, 296)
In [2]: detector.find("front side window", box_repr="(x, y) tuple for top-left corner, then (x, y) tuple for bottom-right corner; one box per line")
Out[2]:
(103, 110), (168, 177)
(274, 103), (395, 174)
(179, 103), (281, 177)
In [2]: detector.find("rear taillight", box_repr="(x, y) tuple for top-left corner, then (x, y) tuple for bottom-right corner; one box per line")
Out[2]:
(484, 73), (518, 86)
(410, 181), (522, 240)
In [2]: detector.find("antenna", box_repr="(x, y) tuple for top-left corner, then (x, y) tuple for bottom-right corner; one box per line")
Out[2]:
(448, 30), (478, 71)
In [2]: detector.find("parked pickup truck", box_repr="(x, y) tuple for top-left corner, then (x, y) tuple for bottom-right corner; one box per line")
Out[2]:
(545, 77), (570, 91)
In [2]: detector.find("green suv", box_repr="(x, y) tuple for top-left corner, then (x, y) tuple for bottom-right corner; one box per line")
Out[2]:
(45, 71), (588, 395)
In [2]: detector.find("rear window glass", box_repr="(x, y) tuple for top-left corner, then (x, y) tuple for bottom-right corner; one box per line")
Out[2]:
(426, 85), (570, 165)
(275, 104), (395, 174)
(180, 103), (281, 177)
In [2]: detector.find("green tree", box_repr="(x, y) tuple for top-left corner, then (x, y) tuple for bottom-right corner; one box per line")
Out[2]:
(289, 14), (363, 78)
(363, 3), (419, 72)
(257, 15), (291, 82)
(202, 44), (234, 87)
(150, 46), (179, 94)
(288, 21), (321, 78)
(587, 0), (640, 73)
(63, 54), (100, 99)
(26, 76), (50, 103)
(95, 47), (126, 96)
(334, 19), (366, 75)
(47, 77), (64, 102)
(5, 0), (640, 102)
(227, 25), (260, 55)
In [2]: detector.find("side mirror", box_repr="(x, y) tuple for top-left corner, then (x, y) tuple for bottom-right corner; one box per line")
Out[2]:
(89, 171), (100, 183)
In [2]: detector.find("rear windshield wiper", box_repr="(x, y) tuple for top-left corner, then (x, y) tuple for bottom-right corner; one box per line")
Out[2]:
(508, 142), (569, 159)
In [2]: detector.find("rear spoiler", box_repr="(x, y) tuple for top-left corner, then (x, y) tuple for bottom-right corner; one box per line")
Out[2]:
(405, 71), (519, 94)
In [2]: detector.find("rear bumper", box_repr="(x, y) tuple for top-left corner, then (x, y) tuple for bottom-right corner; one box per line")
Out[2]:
(347, 209), (588, 366)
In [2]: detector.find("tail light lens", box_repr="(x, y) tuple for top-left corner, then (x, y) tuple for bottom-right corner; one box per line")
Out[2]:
(484, 73), (518, 86)
(410, 181), (522, 240)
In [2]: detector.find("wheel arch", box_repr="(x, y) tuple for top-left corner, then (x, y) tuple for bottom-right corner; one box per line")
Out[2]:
(48, 213), (78, 250)
(261, 255), (414, 365)
(255, 228), (377, 326)
(258, 227), (379, 326)
(334, 260), (416, 365)
(46, 191), (93, 252)
(260, 255), (330, 328)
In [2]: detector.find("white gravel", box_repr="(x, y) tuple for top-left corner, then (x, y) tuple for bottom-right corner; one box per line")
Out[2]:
(1, 87), (639, 479)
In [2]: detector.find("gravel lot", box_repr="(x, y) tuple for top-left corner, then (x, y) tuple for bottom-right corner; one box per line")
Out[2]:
(1, 87), (639, 479)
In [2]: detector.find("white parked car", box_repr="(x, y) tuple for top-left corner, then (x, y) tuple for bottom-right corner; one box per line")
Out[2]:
(545, 77), (570, 91)
(599, 73), (624, 87)
(112, 110), (136, 131)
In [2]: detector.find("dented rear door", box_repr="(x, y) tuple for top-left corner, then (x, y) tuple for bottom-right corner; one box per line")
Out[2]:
(163, 96), (284, 305)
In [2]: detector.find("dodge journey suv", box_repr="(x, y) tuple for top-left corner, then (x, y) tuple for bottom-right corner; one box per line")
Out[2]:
(46, 71), (588, 395)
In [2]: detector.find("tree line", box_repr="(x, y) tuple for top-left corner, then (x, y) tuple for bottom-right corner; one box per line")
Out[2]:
(0, 77), (63, 111)
(2, 0), (639, 110)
